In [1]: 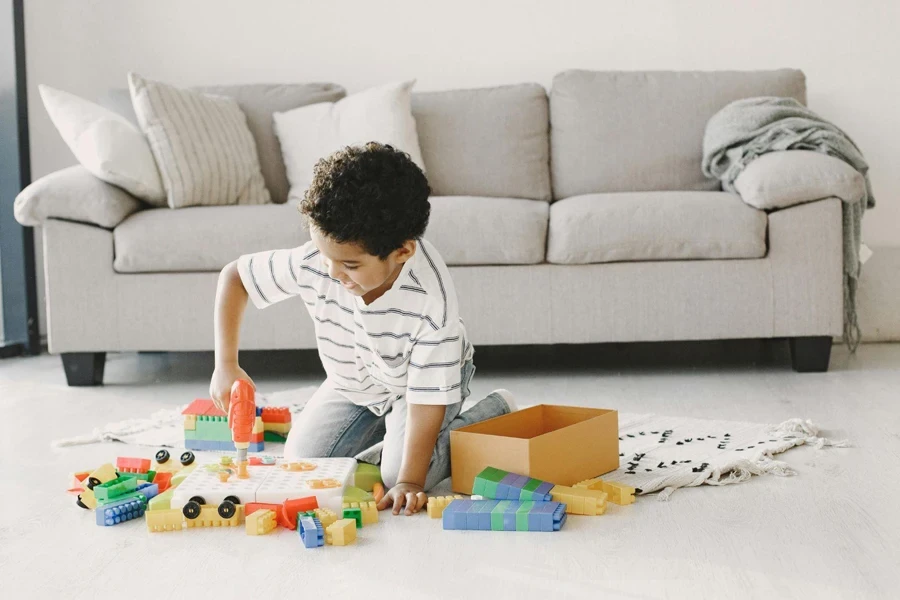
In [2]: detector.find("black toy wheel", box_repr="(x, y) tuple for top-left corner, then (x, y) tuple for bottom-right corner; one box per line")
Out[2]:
(155, 449), (170, 463)
(180, 451), (195, 466)
(183, 500), (202, 520)
(223, 495), (240, 505)
(85, 477), (101, 490)
(76, 495), (89, 510)
(188, 495), (205, 505)
(217, 501), (237, 519)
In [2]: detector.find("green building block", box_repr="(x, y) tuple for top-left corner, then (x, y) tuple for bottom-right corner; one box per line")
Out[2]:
(148, 488), (174, 511)
(264, 431), (287, 442)
(516, 501), (535, 531)
(491, 501), (511, 531)
(342, 486), (375, 504)
(342, 507), (363, 528)
(94, 475), (138, 502)
(353, 463), (383, 492)
(473, 467), (507, 497)
(522, 478), (542, 493)
(97, 490), (148, 507)
(190, 418), (233, 442)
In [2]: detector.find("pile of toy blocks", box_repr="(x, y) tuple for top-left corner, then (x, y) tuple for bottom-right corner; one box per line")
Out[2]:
(68, 451), (197, 527)
(431, 467), (635, 532)
(260, 407), (291, 442)
(182, 399), (265, 452)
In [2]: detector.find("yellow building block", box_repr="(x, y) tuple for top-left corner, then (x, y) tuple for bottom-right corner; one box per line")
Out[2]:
(426, 495), (464, 519)
(184, 504), (245, 529)
(574, 477), (635, 505)
(342, 501), (378, 525)
(550, 485), (608, 516)
(146, 509), (185, 533)
(81, 463), (117, 490)
(252, 416), (264, 435)
(246, 509), (277, 535)
(148, 488), (175, 511)
(184, 414), (197, 431)
(264, 421), (291, 435)
(169, 464), (196, 489)
(314, 508), (338, 529)
(325, 519), (357, 546)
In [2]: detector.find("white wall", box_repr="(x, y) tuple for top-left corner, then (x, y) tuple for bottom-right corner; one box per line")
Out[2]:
(23, 0), (900, 338)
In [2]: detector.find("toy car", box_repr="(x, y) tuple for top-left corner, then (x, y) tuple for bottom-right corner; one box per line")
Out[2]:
(182, 494), (241, 520)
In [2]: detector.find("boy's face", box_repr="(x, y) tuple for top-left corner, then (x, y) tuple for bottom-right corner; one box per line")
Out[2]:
(309, 227), (414, 300)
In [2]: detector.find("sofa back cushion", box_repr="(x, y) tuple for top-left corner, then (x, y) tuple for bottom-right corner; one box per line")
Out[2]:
(101, 82), (346, 204)
(412, 84), (551, 201)
(549, 69), (807, 199)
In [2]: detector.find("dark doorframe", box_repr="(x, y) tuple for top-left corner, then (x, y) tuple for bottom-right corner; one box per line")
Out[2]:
(0, 0), (40, 357)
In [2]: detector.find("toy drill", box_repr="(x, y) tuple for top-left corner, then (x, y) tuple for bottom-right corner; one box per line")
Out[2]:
(228, 379), (256, 479)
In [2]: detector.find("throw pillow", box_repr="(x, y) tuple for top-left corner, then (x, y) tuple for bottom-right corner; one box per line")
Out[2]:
(734, 150), (865, 210)
(273, 80), (425, 200)
(39, 84), (165, 205)
(128, 72), (270, 208)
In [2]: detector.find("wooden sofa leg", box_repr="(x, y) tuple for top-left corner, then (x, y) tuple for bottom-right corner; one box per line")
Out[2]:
(789, 337), (832, 373)
(61, 352), (107, 386)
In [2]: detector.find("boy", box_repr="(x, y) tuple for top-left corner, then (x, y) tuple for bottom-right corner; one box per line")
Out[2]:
(209, 142), (515, 515)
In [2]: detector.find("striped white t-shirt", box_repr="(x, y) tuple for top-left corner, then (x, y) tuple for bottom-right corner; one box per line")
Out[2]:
(237, 238), (473, 416)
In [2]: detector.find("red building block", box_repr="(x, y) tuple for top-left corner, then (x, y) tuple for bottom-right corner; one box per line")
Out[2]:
(116, 457), (151, 474)
(281, 496), (319, 530)
(261, 407), (291, 423)
(152, 471), (173, 493)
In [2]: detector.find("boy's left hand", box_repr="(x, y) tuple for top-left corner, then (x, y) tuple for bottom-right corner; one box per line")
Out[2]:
(377, 482), (427, 515)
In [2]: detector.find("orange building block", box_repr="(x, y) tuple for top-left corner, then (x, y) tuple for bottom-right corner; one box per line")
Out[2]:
(261, 407), (291, 423)
(282, 496), (319, 530)
(117, 457), (151, 474)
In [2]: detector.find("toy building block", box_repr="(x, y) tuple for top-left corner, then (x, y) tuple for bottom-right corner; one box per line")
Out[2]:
(184, 504), (245, 529)
(282, 496), (319, 530)
(168, 465), (196, 489)
(342, 485), (375, 504)
(246, 509), (277, 536)
(353, 463), (383, 492)
(116, 457), (151, 474)
(146, 508), (185, 533)
(442, 499), (566, 532)
(134, 482), (160, 501)
(148, 489), (175, 511)
(299, 516), (325, 548)
(152, 471), (173, 493)
(260, 406), (291, 423)
(372, 483), (385, 504)
(76, 463), (122, 509)
(313, 508), (338, 529)
(342, 501), (378, 525)
(67, 470), (91, 494)
(426, 495), (464, 519)
(325, 519), (357, 546)
(342, 507), (363, 528)
(471, 467), (554, 502)
(280, 461), (317, 472)
(549, 485), (607, 516)
(573, 477), (636, 505)
(94, 475), (139, 503)
(96, 497), (146, 527)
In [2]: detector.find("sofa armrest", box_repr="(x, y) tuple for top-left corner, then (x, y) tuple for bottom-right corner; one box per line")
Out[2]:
(734, 150), (865, 211)
(14, 165), (146, 229)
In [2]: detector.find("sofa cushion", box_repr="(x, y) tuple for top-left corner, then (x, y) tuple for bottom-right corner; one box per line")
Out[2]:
(426, 196), (548, 265)
(114, 196), (548, 273)
(114, 202), (309, 273)
(412, 84), (551, 202)
(549, 69), (807, 199)
(547, 191), (767, 264)
(101, 82), (346, 205)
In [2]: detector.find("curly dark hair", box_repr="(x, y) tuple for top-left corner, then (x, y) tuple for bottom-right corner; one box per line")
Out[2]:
(299, 142), (431, 259)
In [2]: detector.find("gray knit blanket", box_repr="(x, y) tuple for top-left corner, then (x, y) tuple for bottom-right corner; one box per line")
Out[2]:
(701, 97), (874, 350)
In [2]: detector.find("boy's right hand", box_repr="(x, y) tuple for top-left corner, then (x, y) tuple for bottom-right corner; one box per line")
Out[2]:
(209, 362), (255, 413)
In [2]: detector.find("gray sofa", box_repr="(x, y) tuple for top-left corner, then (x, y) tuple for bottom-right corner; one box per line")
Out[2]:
(16, 69), (843, 385)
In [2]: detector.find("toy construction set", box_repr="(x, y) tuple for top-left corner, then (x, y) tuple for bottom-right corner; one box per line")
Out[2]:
(69, 380), (635, 543)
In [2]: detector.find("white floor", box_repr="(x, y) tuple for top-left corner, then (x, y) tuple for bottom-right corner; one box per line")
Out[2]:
(2, 341), (899, 600)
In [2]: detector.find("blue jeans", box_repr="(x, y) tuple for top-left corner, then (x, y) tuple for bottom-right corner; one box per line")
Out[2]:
(283, 360), (510, 491)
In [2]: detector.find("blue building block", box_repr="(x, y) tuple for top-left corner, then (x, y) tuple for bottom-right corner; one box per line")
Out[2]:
(184, 439), (265, 453)
(442, 499), (565, 532)
(299, 516), (324, 548)
(135, 482), (159, 500)
(96, 497), (146, 526)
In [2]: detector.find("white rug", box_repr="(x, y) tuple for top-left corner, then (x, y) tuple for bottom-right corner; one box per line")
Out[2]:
(52, 388), (849, 499)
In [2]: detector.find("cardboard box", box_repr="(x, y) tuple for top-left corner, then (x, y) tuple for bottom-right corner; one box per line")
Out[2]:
(450, 405), (619, 494)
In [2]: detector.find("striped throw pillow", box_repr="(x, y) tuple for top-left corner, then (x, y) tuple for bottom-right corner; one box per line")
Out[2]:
(128, 72), (270, 208)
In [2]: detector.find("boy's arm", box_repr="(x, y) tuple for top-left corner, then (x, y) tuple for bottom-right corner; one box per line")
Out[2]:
(210, 261), (254, 412)
(378, 403), (446, 515)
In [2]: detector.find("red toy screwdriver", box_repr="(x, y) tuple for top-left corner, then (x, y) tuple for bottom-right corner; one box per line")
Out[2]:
(228, 379), (256, 479)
